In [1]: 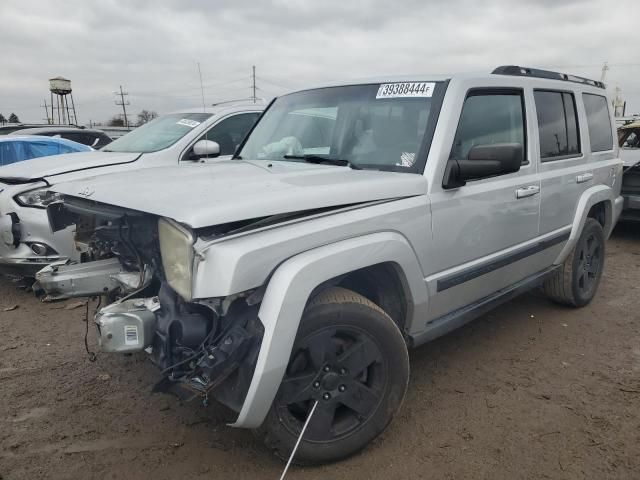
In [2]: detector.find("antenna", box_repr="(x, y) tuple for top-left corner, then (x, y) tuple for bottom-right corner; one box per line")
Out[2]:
(252, 65), (257, 103)
(197, 62), (206, 112)
(114, 85), (130, 129)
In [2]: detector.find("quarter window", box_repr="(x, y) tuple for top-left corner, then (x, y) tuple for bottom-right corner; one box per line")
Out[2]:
(534, 91), (580, 160)
(450, 91), (525, 163)
(622, 131), (639, 149)
(583, 93), (613, 152)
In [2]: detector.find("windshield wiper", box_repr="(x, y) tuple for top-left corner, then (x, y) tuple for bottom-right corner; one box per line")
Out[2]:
(283, 154), (361, 170)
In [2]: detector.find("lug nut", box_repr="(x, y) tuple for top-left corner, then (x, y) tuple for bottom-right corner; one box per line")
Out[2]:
(339, 368), (347, 375)
(323, 366), (331, 372)
(338, 385), (346, 392)
(323, 393), (331, 401)
(313, 381), (320, 389)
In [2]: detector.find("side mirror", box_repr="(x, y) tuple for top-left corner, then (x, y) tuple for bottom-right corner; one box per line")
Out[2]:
(443, 143), (523, 189)
(190, 140), (220, 159)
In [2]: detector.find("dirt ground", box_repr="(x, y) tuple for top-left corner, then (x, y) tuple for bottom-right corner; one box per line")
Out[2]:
(1, 225), (639, 480)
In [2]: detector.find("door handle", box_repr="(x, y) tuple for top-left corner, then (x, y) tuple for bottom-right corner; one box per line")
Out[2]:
(515, 185), (540, 199)
(576, 172), (594, 184)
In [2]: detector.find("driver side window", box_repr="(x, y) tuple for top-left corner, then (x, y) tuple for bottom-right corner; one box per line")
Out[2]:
(199, 113), (260, 156)
(450, 91), (526, 163)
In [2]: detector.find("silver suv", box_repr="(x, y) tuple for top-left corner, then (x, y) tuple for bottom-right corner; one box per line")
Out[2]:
(37, 66), (623, 464)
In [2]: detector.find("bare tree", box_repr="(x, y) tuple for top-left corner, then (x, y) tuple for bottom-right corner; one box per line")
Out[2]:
(137, 110), (158, 126)
(0, 114), (5, 125)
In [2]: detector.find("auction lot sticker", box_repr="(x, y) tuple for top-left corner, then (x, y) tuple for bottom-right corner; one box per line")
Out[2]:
(376, 82), (435, 99)
(177, 118), (201, 128)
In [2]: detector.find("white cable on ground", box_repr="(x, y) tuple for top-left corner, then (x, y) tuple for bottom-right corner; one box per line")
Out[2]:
(278, 400), (319, 480)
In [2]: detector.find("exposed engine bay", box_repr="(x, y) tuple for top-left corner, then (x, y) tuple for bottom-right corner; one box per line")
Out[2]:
(38, 198), (264, 414)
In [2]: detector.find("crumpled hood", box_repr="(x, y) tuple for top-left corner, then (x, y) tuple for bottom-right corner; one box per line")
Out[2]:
(51, 159), (428, 228)
(0, 151), (140, 184)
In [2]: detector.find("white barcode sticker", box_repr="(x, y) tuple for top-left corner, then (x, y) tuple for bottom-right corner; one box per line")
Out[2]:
(124, 325), (139, 346)
(376, 82), (435, 99)
(176, 119), (201, 128)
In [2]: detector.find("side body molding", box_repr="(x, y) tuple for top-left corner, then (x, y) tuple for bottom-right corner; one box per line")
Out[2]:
(231, 231), (428, 428)
(554, 185), (620, 265)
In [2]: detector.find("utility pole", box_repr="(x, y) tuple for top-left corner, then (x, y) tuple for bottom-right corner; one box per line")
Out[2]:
(41, 98), (51, 124)
(114, 85), (130, 128)
(252, 65), (257, 103)
(197, 62), (206, 112)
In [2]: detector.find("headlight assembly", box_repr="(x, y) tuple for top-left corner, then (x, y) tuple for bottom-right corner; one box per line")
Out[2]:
(14, 188), (62, 209)
(158, 217), (195, 300)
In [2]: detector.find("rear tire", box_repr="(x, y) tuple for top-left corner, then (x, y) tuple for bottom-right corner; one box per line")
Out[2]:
(543, 218), (605, 307)
(255, 287), (409, 465)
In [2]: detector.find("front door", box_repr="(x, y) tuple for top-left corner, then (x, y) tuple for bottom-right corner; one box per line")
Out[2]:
(427, 88), (541, 320)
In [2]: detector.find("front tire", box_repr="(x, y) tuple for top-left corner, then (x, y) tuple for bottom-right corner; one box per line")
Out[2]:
(256, 287), (409, 465)
(543, 218), (605, 307)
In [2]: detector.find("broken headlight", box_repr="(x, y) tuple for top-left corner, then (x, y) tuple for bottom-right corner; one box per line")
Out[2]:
(15, 187), (62, 209)
(158, 217), (195, 300)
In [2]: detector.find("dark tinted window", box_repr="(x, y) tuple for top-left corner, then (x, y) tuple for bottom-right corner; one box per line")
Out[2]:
(583, 94), (613, 152)
(201, 113), (260, 155)
(450, 91), (525, 163)
(534, 91), (581, 160)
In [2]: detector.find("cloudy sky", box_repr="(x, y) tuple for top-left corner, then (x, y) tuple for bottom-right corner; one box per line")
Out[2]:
(1, 0), (637, 124)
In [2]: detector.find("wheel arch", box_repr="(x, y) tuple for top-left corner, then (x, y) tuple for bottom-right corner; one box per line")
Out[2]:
(554, 185), (616, 265)
(230, 231), (428, 429)
(307, 262), (411, 334)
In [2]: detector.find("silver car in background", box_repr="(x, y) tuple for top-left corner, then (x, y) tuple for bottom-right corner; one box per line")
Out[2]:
(0, 104), (263, 277)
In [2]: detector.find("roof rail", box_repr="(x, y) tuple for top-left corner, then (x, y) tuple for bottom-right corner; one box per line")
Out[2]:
(492, 65), (605, 89)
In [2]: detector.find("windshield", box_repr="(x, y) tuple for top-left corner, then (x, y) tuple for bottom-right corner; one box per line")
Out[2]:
(103, 113), (212, 153)
(239, 82), (442, 171)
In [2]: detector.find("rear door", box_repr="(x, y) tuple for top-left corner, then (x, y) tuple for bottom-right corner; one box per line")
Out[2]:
(427, 88), (541, 320)
(535, 90), (592, 238)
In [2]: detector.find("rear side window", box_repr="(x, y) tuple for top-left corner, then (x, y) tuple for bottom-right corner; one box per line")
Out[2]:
(534, 90), (580, 160)
(27, 141), (61, 158)
(583, 94), (613, 152)
(622, 131), (639, 149)
(450, 90), (525, 162)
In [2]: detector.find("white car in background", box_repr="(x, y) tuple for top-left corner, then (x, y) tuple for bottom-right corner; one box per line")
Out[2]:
(0, 104), (263, 278)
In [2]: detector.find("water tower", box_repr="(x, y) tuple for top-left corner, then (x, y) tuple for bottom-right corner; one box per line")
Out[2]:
(49, 76), (77, 125)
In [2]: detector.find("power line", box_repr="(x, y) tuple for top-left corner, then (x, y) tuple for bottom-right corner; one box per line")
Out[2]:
(255, 75), (296, 91)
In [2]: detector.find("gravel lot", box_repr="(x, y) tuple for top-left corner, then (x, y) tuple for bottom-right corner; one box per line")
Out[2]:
(1, 224), (639, 480)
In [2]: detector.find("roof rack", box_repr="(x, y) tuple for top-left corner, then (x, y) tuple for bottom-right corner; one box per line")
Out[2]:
(492, 65), (605, 89)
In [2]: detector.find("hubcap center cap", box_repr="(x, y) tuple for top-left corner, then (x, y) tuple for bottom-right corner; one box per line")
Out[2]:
(322, 372), (340, 391)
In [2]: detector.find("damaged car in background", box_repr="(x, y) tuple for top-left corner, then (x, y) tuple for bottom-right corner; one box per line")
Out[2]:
(36, 67), (622, 464)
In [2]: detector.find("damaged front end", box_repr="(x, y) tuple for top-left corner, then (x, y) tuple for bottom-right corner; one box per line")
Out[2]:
(40, 197), (264, 415)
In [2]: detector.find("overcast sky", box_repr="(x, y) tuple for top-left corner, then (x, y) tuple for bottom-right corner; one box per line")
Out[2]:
(1, 0), (638, 124)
